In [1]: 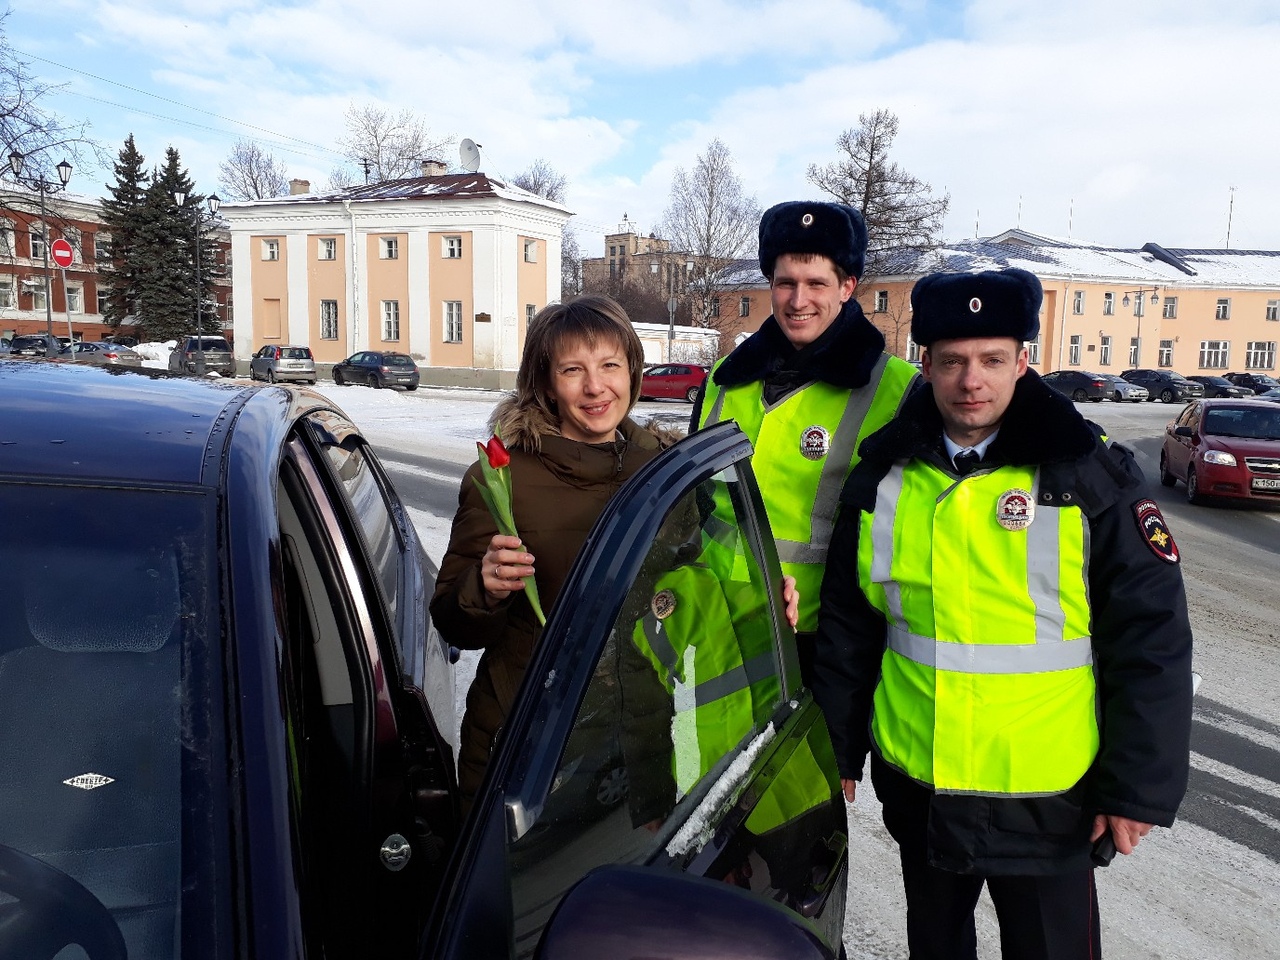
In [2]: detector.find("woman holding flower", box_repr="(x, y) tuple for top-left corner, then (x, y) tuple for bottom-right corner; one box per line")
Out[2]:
(430, 295), (675, 809)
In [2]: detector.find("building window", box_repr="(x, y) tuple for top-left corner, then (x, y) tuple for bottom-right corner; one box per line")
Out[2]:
(1099, 335), (1112, 366)
(873, 290), (889, 313)
(1129, 337), (1141, 367)
(380, 237), (399, 260)
(1162, 296), (1178, 319)
(320, 299), (339, 340)
(1266, 300), (1279, 322)
(1245, 341), (1276, 370)
(1102, 292), (1114, 316)
(523, 240), (537, 264)
(64, 227), (82, 261)
(31, 277), (47, 311)
(0, 277), (13, 308)
(318, 238), (337, 260)
(262, 239), (279, 261)
(94, 234), (111, 263)
(709, 297), (720, 318)
(96, 289), (108, 315)
(66, 286), (83, 313)
(1068, 335), (1082, 366)
(739, 296), (751, 318)
(1027, 336), (1041, 366)
(608, 260), (616, 278)
(30, 223), (46, 260)
(1199, 340), (1229, 369)
(1158, 340), (1174, 367)
(526, 304), (536, 324)
(443, 236), (462, 259)
(650, 262), (660, 274)
(685, 260), (694, 273)
(0, 218), (13, 256)
(381, 300), (400, 340)
(444, 301), (463, 343)
(1072, 290), (1085, 315)
(1215, 298), (1231, 320)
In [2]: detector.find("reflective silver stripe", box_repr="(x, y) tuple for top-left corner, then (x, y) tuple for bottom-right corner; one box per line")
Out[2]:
(703, 510), (737, 551)
(887, 625), (1093, 674)
(1024, 471), (1067, 645)
(704, 382), (728, 425)
(693, 651), (775, 707)
(871, 464), (907, 625)
(640, 615), (681, 684)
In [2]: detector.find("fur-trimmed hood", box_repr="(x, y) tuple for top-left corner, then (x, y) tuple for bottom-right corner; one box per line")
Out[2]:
(488, 395), (681, 454)
(712, 298), (886, 390)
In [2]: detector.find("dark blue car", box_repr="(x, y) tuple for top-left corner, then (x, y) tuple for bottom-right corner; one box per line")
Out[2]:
(0, 361), (844, 960)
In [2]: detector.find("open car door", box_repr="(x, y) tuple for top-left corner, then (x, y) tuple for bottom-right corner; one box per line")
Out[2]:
(423, 421), (848, 959)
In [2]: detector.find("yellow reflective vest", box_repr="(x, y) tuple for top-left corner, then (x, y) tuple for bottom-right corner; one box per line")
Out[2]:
(860, 461), (1099, 795)
(699, 352), (919, 633)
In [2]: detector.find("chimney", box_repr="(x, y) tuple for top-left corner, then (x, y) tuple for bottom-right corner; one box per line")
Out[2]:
(420, 159), (448, 177)
(289, 178), (311, 195)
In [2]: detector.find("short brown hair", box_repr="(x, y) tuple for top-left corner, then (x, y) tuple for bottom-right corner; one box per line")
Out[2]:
(516, 294), (645, 419)
(766, 250), (850, 286)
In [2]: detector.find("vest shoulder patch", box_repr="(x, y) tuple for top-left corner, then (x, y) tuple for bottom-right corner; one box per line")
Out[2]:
(1133, 498), (1179, 564)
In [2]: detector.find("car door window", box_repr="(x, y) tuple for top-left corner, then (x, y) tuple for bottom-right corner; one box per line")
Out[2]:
(502, 462), (792, 954)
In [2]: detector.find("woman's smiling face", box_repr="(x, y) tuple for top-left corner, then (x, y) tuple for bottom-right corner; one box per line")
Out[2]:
(548, 336), (632, 443)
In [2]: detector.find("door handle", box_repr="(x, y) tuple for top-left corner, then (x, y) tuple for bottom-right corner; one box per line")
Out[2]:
(797, 830), (847, 919)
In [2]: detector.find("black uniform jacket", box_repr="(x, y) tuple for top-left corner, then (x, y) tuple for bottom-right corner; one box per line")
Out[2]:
(812, 369), (1194, 875)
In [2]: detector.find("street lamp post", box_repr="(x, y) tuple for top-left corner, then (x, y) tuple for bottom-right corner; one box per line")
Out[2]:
(7, 151), (72, 338)
(667, 297), (678, 362)
(1121, 287), (1161, 367)
(174, 191), (221, 375)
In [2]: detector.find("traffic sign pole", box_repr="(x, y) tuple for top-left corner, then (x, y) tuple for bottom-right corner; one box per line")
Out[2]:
(62, 266), (75, 359)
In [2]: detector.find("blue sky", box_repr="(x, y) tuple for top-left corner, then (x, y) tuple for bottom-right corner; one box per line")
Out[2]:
(8, 0), (1280, 257)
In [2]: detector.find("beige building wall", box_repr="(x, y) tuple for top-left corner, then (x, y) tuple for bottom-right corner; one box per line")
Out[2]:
(516, 235), (548, 352)
(250, 236), (288, 342)
(367, 232), (409, 351)
(428, 230), (474, 368)
(308, 233), (347, 362)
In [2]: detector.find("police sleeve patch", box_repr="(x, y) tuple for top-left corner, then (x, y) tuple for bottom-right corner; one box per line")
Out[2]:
(1133, 498), (1179, 564)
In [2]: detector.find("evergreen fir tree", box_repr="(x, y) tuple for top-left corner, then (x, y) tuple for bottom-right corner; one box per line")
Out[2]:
(98, 135), (150, 331)
(136, 147), (199, 342)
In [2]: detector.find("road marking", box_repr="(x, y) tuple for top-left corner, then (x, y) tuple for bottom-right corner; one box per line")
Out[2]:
(1190, 751), (1280, 809)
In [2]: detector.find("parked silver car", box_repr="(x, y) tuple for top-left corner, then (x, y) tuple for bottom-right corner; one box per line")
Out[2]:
(168, 336), (236, 376)
(60, 340), (144, 368)
(249, 344), (316, 384)
(1099, 374), (1148, 403)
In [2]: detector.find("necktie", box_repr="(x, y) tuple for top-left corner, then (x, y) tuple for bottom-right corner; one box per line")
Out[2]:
(953, 450), (981, 475)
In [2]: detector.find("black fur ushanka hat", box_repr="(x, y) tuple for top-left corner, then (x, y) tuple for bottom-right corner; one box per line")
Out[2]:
(910, 268), (1043, 346)
(758, 201), (867, 280)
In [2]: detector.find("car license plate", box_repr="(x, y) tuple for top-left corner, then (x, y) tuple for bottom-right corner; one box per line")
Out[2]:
(1252, 477), (1280, 491)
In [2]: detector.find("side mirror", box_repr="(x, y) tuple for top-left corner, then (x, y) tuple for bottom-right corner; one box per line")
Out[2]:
(1174, 426), (1194, 439)
(535, 865), (836, 960)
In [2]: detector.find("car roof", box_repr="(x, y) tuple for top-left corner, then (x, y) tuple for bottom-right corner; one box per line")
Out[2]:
(0, 360), (313, 484)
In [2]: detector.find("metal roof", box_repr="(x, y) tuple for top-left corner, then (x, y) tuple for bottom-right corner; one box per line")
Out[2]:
(223, 172), (572, 214)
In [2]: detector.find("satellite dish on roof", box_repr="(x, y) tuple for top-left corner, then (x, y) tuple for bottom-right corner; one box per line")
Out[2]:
(460, 139), (482, 173)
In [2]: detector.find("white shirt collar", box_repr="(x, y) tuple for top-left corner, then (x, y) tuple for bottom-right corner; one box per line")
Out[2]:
(943, 429), (1000, 464)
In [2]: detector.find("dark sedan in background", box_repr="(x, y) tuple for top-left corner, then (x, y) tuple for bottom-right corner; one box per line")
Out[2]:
(1224, 372), (1280, 395)
(1040, 370), (1108, 402)
(1121, 369), (1205, 403)
(0, 361), (844, 960)
(1160, 398), (1280, 504)
(1187, 375), (1252, 399)
(332, 350), (420, 390)
(640, 363), (708, 403)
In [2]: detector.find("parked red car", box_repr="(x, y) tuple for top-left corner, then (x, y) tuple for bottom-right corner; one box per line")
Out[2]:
(640, 364), (708, 403)
(1160, 399), (1280, 504)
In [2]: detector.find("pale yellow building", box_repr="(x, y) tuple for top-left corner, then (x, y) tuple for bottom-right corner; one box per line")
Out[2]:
(222, 166), (571, 387)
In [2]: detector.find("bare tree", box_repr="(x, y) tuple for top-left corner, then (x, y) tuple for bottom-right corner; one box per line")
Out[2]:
(661, 139), (761, 332)
(560, 223), (582, 301)
(335, 103), (454, 183)
(807, 109), (949, 280)
(510, 158), (567, 203)
(0, 13), (104, 179)
(217, 139), (290, 201)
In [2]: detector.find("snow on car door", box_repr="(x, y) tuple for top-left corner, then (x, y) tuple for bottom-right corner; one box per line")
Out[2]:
(425, 421), (848, 959)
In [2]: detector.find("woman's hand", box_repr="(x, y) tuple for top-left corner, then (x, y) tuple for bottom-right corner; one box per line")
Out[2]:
(782, 575), (800, 630)
(482, 535), (536, 604)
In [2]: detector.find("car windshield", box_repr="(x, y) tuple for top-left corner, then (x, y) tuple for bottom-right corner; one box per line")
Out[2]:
(1203, 407), (1280, 441)
(1199, 377), (1232, 386)
(193, 338), (231, 351)
(0, 482), (222, 958)
(281, 347), (312, 359)
(383, 354), (415, 368)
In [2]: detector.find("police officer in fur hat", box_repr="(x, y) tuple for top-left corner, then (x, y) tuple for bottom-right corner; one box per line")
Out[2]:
(692, 200), (920, 666)
(812, 268), (1193, 959)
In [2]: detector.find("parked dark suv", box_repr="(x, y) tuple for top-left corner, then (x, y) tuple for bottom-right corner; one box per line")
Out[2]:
(1224, 372), (1280, 395)
(7, 333), (63, 357)
(332, 350), (420, 390)
(169, 335), (236, 376)
(0, 362), (844, 960)
(1120, 369), (1205, 403)
(1186, 375), (1252, 399)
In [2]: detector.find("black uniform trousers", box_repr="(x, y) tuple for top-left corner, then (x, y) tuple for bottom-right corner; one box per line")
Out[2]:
(871, 754), (1103, 960)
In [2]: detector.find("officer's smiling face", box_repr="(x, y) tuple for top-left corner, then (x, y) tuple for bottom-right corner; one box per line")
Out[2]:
(923, 337), (1028, 447)
(770, 254), (857, 349)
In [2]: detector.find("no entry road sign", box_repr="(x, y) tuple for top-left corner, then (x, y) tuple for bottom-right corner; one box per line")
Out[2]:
(50, 238), (74, 268)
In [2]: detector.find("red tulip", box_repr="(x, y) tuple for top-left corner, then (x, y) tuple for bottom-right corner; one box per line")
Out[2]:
(479, 434), (511, 469)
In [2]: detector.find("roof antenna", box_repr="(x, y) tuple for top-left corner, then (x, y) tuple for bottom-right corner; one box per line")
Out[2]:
(459, 139), (482, 173)
(360, 158), (372, 183)
(1225, 186), (1236, 249)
